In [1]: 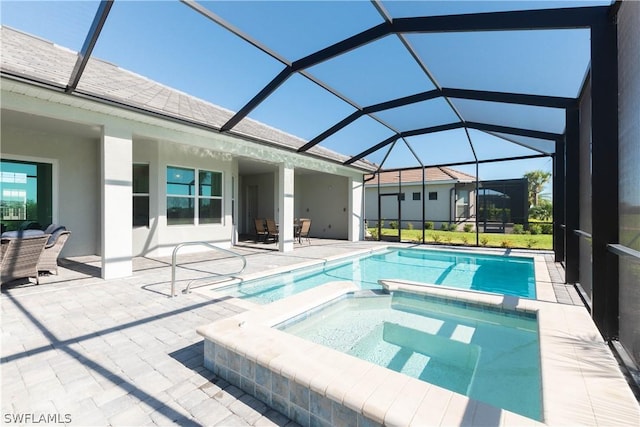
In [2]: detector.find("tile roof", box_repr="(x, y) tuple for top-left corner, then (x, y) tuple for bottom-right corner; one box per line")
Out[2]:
(0, 26), (376, 172)
(365, 166), (476, 185)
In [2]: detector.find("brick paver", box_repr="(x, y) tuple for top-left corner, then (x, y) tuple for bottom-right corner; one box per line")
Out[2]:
(1, 241), (585, 426)
(1, 239), (391, 426)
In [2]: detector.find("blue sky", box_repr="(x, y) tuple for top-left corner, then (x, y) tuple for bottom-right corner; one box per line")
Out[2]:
(0, 0), (608, 192)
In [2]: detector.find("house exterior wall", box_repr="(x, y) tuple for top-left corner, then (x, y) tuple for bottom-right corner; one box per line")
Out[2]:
(240, 172), (276, 235)
(0, 122), (100, 257)
(295, 173), (349, 239)
(617, 0), (640, 367)
(365, 182), (458, 229)
(137, 138), (237, 257)
(1, 79), (367, 270)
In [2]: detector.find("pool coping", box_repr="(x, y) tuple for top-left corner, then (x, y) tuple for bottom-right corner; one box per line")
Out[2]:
(198, 280), (639, 426)
(196, 246), (639, 425)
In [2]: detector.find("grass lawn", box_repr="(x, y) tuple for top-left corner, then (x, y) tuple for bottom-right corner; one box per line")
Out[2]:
(370, 228), (553, 250)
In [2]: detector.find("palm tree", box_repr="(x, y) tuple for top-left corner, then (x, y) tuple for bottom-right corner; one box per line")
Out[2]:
(524, 170), (551, 207)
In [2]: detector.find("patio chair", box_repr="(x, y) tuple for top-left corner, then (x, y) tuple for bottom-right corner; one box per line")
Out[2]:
(38, 225), (71, 275)
(1, 234), (49, 285)
(254, 218), (268, 242)
(265, 218), (279, 243)
(296, 219), (311, 244)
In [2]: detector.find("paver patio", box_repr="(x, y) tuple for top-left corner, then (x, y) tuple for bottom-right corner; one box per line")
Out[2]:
(1, 240), (634, 426)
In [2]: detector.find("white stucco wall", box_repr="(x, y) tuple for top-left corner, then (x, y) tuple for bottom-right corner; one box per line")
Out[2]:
(365, 182), (457, 228)
(240, 172), (276, 234)
(0, 122), (100, 257)
(2, 79), (368, 265)
(296, 173), (349, 239)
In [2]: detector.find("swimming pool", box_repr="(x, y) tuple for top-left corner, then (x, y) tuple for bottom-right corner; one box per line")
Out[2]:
(278, 290), (542, 421)
(214, 247), (536, 303)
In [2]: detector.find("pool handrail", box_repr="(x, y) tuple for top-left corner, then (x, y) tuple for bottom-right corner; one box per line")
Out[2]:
(170, 242), (247, 297)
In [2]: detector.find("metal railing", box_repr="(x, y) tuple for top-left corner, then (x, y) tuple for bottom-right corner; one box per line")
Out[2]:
(574, 229), (593, 240)
(608, 243), (640, 260)
(170, 242), (247, 297)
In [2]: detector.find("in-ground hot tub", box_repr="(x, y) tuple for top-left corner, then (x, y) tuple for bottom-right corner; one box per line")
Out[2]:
(198, 281), (545, 426)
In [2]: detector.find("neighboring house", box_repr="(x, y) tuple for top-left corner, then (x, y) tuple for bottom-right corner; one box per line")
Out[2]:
(364, 167), (477, 230)
(365, 168), (530, 232)
(0, 27), (375, 279)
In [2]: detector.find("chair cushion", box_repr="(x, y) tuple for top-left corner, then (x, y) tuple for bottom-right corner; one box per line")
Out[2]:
(45, 226), (67, 247)
(1, 229), (45, 239)
(43, 223), (59, 234)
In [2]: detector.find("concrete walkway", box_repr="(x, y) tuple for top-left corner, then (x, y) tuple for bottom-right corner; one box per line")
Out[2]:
(0, 240), (605, 426)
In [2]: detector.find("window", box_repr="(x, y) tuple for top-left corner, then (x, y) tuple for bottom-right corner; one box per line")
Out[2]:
(133, 164), (149, 227)
(166, 166), (222, 225)
(0, 159), (52, 232)
(412, 192), (421, 201)
(399, 193), (405, 201)
(428, 191), (438, 200)
(456, 189), (470, 219)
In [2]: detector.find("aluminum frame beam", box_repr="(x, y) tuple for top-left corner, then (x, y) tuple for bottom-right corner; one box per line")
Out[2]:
(344, 122), (561, 165)
(299, 88), (571, 153)
(66, 0), (113, 93)
(217, 6), (605, 134)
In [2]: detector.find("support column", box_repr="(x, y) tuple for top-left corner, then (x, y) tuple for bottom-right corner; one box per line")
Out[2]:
(101, 125), (133, 279)
(553, 140), (565, 263)
(349, 176), (364, 242)
(565, 107), (580, 283)
(278, 164), (294, 252)
(590, 16), (619, 339)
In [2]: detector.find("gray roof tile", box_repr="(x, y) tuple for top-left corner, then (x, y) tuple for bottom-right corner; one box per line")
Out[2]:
(1, 26), (376, 172)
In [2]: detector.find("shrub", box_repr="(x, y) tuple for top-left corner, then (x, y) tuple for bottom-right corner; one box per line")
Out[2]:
(444, 235), (452, 244)
(529, 224), (541, 235)
(512, 224), (525, 235)
(540, 223), (553, 234)
(406, 222), (414, 230)
(501, 239), (513, 248)
(440, 222), (451, 231)
(370, 228), (379, 240)
(526, 238), (536, 249)
(380, 219), (385, 228)
(529, 200), (552, 221)
(389, 220), (398, 229)
(461, 236), (469, 245)
(480, 236), (489, 246)
(449, 223), (458, 232)
(424, 221), (434, 230)
(431, 234), (441, 243)
(463, 223), (473, 233)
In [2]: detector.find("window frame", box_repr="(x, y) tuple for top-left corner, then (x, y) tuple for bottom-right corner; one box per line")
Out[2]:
(412, 192), (421, 201)
(132, 163), (150, 228)
(1, 155), (58, 231)
(166, 165), (223, 226)
(428, 191), (438, 200)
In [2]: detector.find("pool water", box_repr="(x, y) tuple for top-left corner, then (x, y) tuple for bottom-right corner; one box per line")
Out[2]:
(279, 291), (542, 421)
(216, 248), (536, 304)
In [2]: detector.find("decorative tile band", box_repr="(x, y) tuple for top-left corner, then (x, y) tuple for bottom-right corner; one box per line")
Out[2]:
(203, 340), (381, 427)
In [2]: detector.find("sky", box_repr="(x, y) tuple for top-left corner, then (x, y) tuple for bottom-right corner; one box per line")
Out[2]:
(0, 0), (610, 194)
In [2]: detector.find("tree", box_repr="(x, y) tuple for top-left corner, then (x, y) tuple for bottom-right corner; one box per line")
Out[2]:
(529, 199), (553, 221)
(524, 170), (551, 207)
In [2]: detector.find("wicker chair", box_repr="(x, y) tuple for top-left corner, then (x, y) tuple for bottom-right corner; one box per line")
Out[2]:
(1, 234), (49, 285)
(296, 219), (311, 244)
(38, 230), (71, 275)
(254, 218), (268, 242)
(265, 219), (279, 243)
